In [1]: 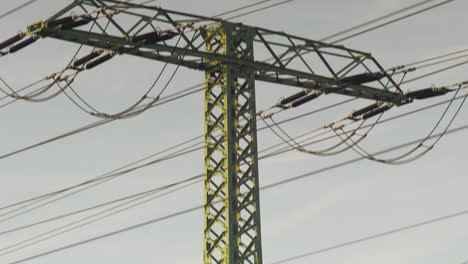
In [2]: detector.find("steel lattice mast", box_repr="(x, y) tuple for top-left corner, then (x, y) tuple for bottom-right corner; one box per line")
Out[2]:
(8, 0), (408, 263)
(203, 23), (263, 263)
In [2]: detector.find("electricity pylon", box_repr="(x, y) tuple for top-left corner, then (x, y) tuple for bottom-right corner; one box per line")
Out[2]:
(3, 0), (408, 263)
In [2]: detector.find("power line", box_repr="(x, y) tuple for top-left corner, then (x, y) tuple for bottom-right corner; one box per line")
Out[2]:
(0, 1), (177, 117)
(1, 79), (465, 221)
(0, 121), (202, 213)
(403, 48), (468, 68)
(0, 174), (202, 236)
(320, 0), (439, 42)
(263, 48), (468, 120)
(0, 80), (344, 162)
(339, 100), (466, 164)
(263, 115), (374, 157)
(0, 94), (355, 219)
(0, 93), (338, 181)
(261, 73), (467, 160)
(1, 0), (464, 234)
(0, 84), (202, 161)
(401, 58), (468, 85)
(0, 92), (465, 234)
(3, 93), (461, 243)
(270, 209), (468, 263)
(0, 177), (202, 256)
(272, 0), (458, 68)
(1, 0), (458, 111)
(0, 97), (344, 222)
(0, 0), (39, 20)
(95, 0), (294, 119)
(10, 0), (440, 121)
(405, 52), (468, 72)
(2, 98), (467, 256)
(0, 143), (202, 223)
(0, 0), (299, 221)
(263, 92), (468, 160)
(1, 0), (460, 114)
(7, 122), (468, 264)
(1, 0), (464, 262)
(225, 0), (294, 21)
(0, 75), (464, 224)
(330, 0), (457, 44)
(261, 125), (468, 189)
(0, 4), (122, 108)
(2, 92), (465, 237)
(329, 84), (467, 164)
(0, 0), (291, 113)
(213, 0), (284, 18)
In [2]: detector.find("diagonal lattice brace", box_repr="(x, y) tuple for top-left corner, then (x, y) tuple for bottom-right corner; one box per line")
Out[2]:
(27, 0), (406, 103)
(203, 22), (262, 264)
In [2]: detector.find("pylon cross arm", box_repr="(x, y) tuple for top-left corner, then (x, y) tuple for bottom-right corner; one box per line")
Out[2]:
(32, 0), (403, 102)
(13, 2), (413, 263)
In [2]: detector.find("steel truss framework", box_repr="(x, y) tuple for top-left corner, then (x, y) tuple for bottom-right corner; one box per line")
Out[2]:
(204, 23), (262, 264)
(31, 0), (404, 102)
(10, 1), (411, 263)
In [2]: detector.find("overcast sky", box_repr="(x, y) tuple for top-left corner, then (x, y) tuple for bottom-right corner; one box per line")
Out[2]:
(0, 0), (468, 263)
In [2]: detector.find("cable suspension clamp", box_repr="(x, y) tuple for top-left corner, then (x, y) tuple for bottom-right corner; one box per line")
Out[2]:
(402, 67), (416, 73)
(322, 122), (335, 129)
(26, 21), (45, 35)
(44, 72), (59, 80)
(333, 124), (345, 130)
(261, 112), (273, 119)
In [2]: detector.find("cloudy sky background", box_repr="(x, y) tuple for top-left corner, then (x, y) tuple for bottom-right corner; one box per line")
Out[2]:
(0, 0), (467, 263)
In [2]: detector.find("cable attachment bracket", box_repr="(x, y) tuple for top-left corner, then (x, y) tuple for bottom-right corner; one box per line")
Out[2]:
(26, 21), (45, 35)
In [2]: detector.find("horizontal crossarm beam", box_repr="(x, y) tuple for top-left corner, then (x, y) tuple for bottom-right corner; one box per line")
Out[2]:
(30, 0), (404, 103)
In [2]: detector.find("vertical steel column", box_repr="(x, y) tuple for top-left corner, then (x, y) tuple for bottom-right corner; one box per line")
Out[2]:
(203, 22), (263, 264)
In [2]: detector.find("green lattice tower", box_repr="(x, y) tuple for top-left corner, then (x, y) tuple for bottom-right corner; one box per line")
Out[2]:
(8, 2), (409, 262)
(203, 22), (263, 264)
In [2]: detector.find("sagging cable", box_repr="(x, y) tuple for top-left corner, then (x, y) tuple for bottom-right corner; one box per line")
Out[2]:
(60, 17), (92, 30)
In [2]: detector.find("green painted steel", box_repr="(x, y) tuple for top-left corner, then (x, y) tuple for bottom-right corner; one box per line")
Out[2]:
(28, 0), (404, 102)
(14, 1), (416, 263)
(203, 22), (263, 264)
